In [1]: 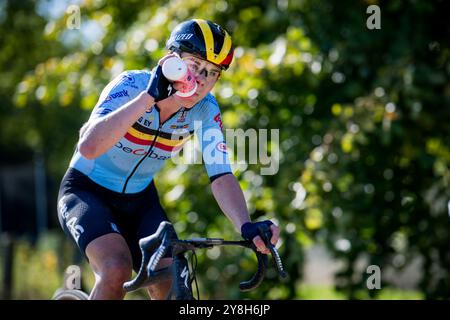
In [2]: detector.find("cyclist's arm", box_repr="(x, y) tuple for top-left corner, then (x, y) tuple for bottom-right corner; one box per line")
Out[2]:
(78, 71), (154, 159)
(195, 96), (274, 254)
(211, 174), (273, 254)
(79, 92), (153, 159)
(211, 173), (250, 230)
(194, 102), (252, 229)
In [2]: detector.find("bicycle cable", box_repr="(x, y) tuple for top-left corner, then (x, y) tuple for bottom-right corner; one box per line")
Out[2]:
(189, 250), (200, 300)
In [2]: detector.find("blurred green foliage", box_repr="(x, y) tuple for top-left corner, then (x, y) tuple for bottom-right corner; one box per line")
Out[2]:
(1, 0), (449, 299)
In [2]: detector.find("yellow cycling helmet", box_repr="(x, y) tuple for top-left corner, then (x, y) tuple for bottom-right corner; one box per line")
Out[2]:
(166, 19), (234, 70)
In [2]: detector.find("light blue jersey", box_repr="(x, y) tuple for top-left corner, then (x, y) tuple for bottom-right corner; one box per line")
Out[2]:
(70, 70), (231, 193)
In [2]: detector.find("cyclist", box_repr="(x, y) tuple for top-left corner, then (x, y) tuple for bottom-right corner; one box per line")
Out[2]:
(57, 19), (280, 300)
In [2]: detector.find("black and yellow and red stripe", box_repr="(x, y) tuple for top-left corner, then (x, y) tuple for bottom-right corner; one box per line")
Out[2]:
(124, 123), (193, 152)
(193, 19), (233, 69)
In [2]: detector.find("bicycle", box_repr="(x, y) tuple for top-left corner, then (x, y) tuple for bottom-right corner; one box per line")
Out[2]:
(52, 287), (89, 300)
(123, 221), (286, 300)
(53, 221), (286, 300)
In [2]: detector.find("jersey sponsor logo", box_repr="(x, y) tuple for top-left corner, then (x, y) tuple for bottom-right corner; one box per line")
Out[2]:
(109, 89), (129, 99)
(58, 196), (70, 220)
(66, 217), (84, 243)
(115, 141), (171, 160)
(121, 74), (138, 88)
(58, 195), (85, 243)
(100, 95), (112, 105)
(99, 89), (129, 106)
(177, 109), (188, 123)
(214, 113), (223, 129)
(137, 116), (153, 127)
(146, 150), (171, 160)
(96, 108), (112, 116)
(216, 142), (228, 153)
(170, 124), (189, 129)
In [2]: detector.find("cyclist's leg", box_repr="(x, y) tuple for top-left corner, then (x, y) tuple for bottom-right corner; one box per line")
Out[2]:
(85, 233), (132, 300)
(146, 258), (173, 300)
(128, 180), (174, 300)
(57, 169), (133, 300)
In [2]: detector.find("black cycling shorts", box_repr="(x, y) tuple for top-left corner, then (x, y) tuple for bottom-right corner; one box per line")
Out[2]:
(57, 168), (173, 271)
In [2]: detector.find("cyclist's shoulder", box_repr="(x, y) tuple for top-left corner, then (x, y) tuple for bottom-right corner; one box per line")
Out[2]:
(121, 69), (151, 78)
(194, 93), (220, 117)
(112, 69), (150, 90)
(95, 70), (149, 107)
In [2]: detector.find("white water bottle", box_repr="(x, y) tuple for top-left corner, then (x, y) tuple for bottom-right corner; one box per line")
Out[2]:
(162, 56), (198, 98)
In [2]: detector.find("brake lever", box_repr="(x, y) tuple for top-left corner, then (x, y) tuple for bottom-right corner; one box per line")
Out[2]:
(258, 225), (287, 278)
(147, 226), (173, 275)
(123, 221), (175, 292)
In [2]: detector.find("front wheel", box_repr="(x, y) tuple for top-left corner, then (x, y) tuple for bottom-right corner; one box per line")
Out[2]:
(52, 288), (89, 300)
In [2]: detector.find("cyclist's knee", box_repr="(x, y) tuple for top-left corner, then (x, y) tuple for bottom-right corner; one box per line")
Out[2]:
(86, 233), (133, 286)
(96, 257), (132, 286)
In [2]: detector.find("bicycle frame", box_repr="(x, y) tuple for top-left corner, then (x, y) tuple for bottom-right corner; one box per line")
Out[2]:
(171, 251), (194, 299)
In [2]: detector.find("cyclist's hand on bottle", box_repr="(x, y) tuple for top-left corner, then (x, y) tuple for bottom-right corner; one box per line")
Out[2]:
(146, 53), (181, 102)
(241, 220), (280, 255)
(147, 53), (198, 107)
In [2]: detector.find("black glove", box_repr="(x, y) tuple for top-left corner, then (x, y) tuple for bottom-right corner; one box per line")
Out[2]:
(241, 220), (273, 242)
(146, 65), (175, 102)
